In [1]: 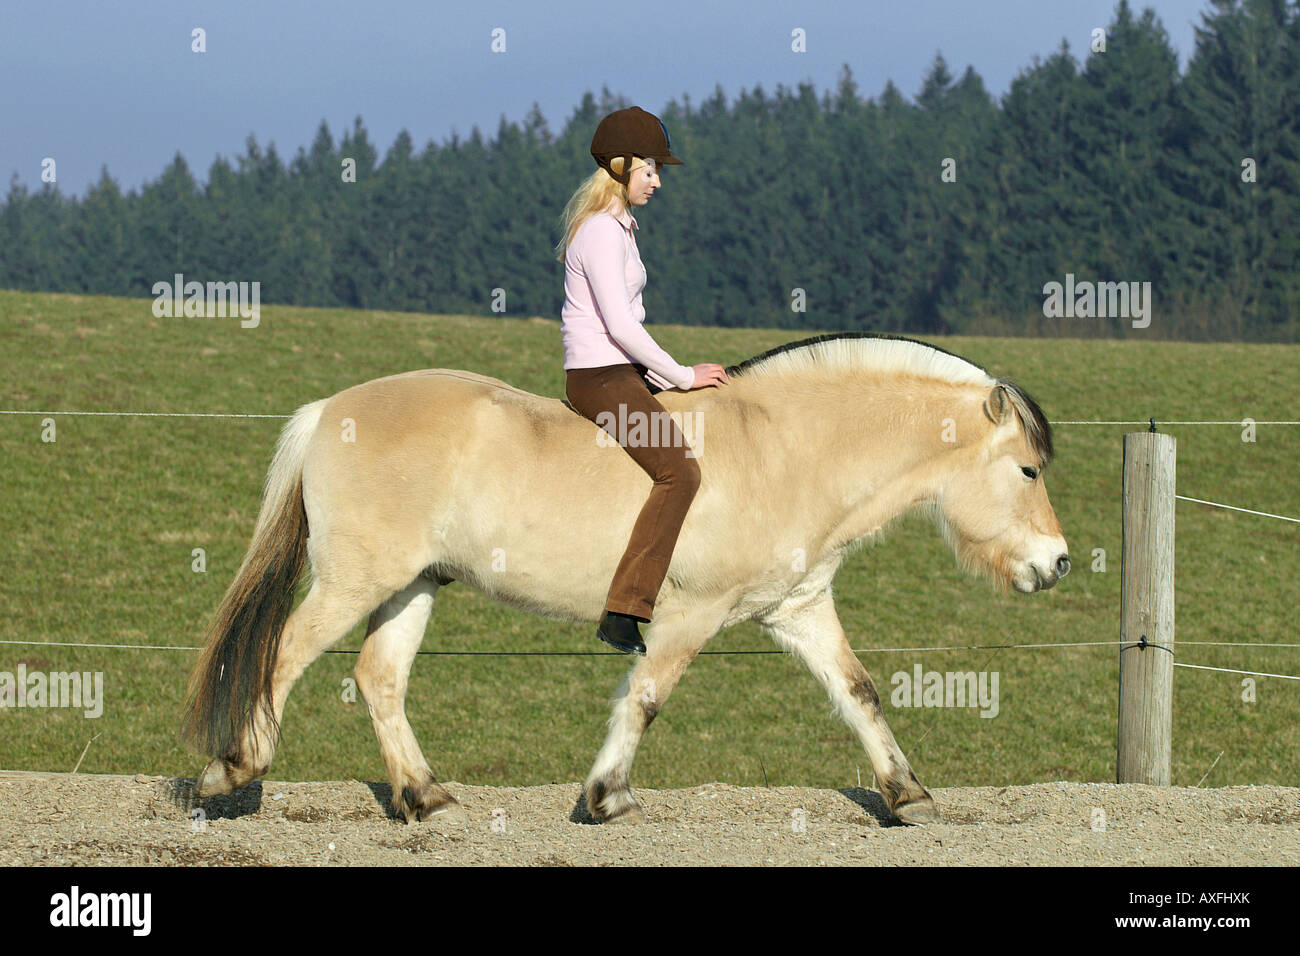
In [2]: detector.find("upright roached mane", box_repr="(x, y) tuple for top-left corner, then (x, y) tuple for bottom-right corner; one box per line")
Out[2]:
(727, 332), (1054, 466)
(184, 331), (1069, 828)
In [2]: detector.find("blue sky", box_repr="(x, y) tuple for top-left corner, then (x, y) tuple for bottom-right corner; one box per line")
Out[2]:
(2, 0), (1216, 199)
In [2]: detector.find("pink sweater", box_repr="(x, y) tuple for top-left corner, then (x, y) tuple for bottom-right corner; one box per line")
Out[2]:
(560, 202), (695, 391)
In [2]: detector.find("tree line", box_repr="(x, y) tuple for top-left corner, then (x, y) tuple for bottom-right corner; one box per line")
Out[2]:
(2, 0), (1296, 341)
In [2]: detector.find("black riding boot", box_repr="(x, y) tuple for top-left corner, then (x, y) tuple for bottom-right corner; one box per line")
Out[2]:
(597, 610), (646, 655)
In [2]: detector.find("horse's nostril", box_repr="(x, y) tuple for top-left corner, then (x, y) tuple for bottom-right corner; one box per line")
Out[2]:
(1056, 555), (1071, 578)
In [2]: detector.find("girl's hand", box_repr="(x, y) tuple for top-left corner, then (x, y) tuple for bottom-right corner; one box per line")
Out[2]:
(690, 363), (729, 389)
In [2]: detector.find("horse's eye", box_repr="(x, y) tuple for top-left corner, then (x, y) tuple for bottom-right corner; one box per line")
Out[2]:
(1022, 466), (1039, 480)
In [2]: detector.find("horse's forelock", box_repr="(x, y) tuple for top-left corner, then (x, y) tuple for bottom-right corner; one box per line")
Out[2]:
(996, 380), (1054, 468)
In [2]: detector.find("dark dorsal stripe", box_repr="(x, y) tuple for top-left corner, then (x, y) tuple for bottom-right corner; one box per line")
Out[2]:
(725, 332), (983, 378)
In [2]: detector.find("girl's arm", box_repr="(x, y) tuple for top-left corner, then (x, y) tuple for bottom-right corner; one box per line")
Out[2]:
(583, 217), (695, 391)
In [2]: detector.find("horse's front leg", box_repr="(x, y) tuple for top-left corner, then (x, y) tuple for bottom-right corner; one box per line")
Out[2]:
(584, 597), (732, 824)
(758, 590), (940, 825)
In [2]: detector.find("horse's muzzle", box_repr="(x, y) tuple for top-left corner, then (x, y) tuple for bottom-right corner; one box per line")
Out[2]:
(1019, 553), (1070, 592)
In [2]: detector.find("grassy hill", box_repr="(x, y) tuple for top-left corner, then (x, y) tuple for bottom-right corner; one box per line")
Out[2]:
(1, 289), (1296, 790)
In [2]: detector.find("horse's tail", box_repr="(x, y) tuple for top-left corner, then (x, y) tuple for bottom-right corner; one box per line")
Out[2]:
(181, 399), (326, 759)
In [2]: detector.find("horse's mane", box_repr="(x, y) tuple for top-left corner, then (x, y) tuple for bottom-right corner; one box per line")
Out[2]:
(726, 332), (1054, 465)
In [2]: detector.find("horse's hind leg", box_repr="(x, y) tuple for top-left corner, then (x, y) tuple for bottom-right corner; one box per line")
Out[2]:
(197, 579), (377, 796)
(585, 598), (732, 824)
(759, 590), (940, 825)
(355, 576), (467, 824)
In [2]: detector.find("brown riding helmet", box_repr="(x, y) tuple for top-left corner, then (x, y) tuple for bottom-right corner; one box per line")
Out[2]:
(590, 106), (684, 185)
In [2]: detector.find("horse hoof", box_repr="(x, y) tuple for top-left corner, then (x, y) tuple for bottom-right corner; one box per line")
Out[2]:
(421, 801), (470, 826)
(586, 783), (646, 824)
(195, 759), (233, 798)
(397, 779), (468, 825)
(604, 805), (648, 825)
(893, 797), (941, 826)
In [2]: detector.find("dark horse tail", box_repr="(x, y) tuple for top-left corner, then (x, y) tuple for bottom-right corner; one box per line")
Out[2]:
(180, 400), (324, 761)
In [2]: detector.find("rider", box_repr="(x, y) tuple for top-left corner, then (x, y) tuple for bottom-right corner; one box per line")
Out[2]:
(556, 106), (728, 654)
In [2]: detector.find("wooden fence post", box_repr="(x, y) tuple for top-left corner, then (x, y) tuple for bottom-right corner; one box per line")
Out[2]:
(1117, 430), (1176, 784)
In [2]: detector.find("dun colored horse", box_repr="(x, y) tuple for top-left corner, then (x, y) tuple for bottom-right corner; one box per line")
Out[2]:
(183, 333), (1069, 825)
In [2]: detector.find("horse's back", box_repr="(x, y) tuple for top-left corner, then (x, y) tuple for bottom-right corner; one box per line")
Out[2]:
(322, 366), (557, 416)
(292, 366), (800, 622)
(292, 367), (636, 617)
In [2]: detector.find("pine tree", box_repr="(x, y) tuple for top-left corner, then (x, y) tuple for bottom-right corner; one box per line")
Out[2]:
(1176, 0), (1299, 336)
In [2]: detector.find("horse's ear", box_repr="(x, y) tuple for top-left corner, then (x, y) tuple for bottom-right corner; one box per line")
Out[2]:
(983, 385), (1010, 425)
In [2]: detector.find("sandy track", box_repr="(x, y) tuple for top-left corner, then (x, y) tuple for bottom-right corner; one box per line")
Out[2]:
(1, 770), (1296, 866)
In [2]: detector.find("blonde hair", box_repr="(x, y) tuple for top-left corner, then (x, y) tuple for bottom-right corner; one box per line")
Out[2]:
(554, 156), (650, 262)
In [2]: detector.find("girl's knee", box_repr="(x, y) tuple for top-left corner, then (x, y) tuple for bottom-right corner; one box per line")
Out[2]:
(679, 455), (702, 495)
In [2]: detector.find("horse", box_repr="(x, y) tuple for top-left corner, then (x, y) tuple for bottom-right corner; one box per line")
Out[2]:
(182, 332), (1069, 826)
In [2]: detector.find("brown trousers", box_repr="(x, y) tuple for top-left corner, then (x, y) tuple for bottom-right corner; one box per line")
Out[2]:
(566, 363), (701, 621)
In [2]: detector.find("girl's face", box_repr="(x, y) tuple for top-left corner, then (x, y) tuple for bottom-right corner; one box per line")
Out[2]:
(626, 159), (661, 205)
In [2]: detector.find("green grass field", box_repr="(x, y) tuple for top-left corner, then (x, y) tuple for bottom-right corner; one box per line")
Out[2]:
(1, 289), (1296, 791)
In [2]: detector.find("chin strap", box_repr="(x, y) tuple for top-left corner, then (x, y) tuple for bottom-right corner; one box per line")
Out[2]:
(600, 152), (635, 185)
(614, 152), (633, 185)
